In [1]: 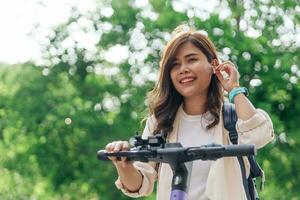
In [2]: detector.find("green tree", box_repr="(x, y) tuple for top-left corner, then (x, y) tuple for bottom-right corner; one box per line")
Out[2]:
(0, 0), (299, 199)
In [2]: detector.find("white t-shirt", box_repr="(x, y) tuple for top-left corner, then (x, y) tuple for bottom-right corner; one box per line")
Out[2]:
(176, 105), (216, 200)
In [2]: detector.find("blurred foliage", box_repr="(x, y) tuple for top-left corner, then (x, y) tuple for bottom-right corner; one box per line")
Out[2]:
(0, 0), (299, 199)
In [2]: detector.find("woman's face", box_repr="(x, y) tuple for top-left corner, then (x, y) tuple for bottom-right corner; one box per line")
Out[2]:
(170, 42), (213, 99)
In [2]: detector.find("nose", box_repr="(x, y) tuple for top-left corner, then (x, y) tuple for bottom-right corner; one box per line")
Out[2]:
(179, 64), (190, 74)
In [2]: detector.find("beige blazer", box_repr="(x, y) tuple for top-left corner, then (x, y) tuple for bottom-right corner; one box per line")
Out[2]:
(115, 105), (274, 200)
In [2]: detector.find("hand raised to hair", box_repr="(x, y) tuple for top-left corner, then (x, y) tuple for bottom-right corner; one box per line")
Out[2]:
(214, 61), (240, 93)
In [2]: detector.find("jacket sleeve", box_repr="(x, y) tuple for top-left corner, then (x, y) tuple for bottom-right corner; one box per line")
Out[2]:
(114, 116), (158, 198)
(236, 108), (275, 149)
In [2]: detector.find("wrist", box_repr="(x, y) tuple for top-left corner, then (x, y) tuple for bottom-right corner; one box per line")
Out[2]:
(228, 82), (240, 93)
(229, 87), (249, 103)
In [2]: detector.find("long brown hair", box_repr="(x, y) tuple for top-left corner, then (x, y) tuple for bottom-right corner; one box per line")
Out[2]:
(147, 25), (224, 135)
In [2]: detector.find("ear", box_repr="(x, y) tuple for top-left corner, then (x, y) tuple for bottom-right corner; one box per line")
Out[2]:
(211, 59), (219, 67)
(211, 59), (219, 74)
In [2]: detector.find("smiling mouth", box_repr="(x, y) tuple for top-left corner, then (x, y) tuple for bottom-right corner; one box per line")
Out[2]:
(180, 77), (196, 84)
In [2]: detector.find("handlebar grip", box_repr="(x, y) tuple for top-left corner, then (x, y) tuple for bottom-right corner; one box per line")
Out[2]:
(97, 149), (154, 162)
(97, 150), (133, 161)
(97, 150), (111, 161)
(222, 144), (256, 157)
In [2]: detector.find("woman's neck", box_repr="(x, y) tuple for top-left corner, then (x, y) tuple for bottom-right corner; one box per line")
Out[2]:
(183, 95), (207, 115)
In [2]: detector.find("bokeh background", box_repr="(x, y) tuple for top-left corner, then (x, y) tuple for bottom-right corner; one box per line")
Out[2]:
(0, 0), (299, 199)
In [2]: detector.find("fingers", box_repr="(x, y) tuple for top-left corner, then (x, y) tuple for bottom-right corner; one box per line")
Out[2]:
(215, 66), (230, 81)
(122, 141), (130, 151)
(215, 61), (235, 73)
(105, 142), (117, 162)
(215, 61), (238, 80)
(105, 141), (130, 152)
(105, 141), (131, 167)
(215, 70), (226, 82)
(214, 60), (241, 92)
(114, 141), (124, 152)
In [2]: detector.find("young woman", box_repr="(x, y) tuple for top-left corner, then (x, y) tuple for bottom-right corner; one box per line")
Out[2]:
(105, 25), (274, 200)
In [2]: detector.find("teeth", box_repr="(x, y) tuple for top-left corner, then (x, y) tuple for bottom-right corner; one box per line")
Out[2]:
(181, 77), (195, 83)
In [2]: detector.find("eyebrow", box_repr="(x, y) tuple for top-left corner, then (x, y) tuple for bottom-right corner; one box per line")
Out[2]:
(184, 53), (198, 58)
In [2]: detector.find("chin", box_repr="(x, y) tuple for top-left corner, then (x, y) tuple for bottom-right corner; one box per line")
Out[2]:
(179, 91), (197, 98)
(178, 88), (206, 99)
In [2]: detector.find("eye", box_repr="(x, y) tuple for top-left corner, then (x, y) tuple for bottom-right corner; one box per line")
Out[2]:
(172, 61), (179, 68)
(188, 57), (197, 63)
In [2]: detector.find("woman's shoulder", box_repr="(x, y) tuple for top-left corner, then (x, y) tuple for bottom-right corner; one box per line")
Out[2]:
(141, 115), (158, 138)
(145, 114), (157, 127)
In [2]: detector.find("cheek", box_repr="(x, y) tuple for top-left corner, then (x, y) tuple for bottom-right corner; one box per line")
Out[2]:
(193, 62), (213, 74)
(192, 63), (213, 85)
(170, 69), (177, 84)
(170, 70), (182, 91)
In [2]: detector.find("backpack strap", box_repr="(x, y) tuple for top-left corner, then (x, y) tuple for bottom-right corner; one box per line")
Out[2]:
(223, 102), (238, 144)
(223, 102), (252, 200)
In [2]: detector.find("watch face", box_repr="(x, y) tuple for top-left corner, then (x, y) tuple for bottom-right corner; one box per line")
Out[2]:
(243, 87), (249, 96)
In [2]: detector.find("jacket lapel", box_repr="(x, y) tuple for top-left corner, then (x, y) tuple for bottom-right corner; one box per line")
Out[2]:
(168, 108), (181, 142)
